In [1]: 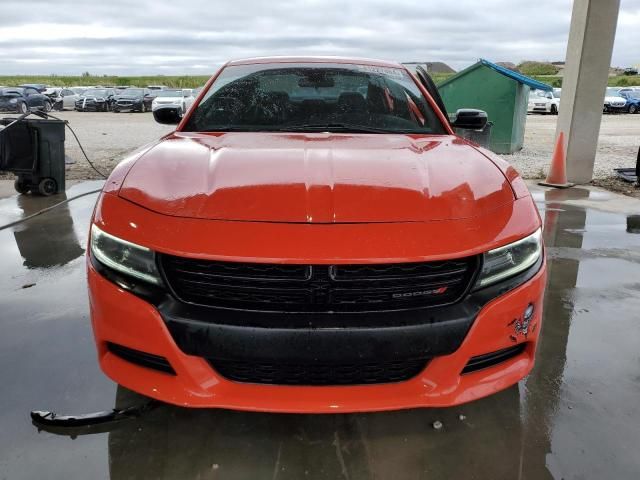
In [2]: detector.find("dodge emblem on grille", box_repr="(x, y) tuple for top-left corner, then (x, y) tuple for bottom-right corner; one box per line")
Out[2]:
(392, 286), (448, 299)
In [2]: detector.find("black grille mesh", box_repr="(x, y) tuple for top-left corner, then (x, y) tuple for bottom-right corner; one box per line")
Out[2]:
(208, 357), (429, 385)
(160, 256), (478, 312)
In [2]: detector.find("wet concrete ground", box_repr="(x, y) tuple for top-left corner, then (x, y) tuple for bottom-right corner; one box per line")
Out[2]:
(1, 181), (640, 479)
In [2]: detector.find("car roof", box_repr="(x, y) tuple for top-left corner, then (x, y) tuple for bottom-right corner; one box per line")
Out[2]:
(226, 56), (404, 69)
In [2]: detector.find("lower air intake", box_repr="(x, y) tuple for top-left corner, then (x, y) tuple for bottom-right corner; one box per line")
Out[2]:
(107, 342), (175, 375)
(461, 344), (526, 375)
(208, 357), (430, 386)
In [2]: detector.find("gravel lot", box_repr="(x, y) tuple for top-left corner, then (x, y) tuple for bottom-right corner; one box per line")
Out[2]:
(510, 113), (640, 179)
(1, 110), (638, 181)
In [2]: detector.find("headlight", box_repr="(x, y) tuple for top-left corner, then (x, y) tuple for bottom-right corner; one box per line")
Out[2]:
(90, 224), (162, 285)
(476, 228), (542, 288)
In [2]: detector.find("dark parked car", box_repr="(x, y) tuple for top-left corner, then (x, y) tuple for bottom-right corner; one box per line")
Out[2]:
(0, 87), (52, 113)
(113, 88), (154, 112)
(75, 88), (117, 111)
(619, 90), (640, 114)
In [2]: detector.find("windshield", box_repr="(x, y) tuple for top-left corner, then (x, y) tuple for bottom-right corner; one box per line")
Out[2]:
(184, 63), (446, 134)
(605, 88), (621, 96)
(155, 89), (183, 97)
(84, 89), (108, 97)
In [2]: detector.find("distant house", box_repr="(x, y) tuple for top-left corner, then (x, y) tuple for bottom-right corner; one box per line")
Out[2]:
(402, 62), (456, 74)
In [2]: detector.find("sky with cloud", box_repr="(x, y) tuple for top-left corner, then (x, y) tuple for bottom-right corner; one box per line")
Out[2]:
(0, 0), (638, 75)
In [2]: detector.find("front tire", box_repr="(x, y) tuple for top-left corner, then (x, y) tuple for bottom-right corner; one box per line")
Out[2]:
(38, 178), (57, 196)
(629, 104), (638, 114)
(43, 101), (52, 112)
(18, 102), (28, 114)
(550, 104), (558, 115)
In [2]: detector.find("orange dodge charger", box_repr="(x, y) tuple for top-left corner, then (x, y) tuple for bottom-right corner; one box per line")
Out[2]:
(87, 57), (546, 412)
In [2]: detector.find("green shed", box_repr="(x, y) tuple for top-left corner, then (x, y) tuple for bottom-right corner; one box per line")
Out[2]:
(438, 59), (552, 154)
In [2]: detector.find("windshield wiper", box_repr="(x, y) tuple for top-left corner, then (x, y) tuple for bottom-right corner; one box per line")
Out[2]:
(280, 123), (393, 134)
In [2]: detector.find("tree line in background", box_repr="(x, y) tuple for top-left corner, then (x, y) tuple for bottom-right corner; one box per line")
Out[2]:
(1, 62), (637, 90)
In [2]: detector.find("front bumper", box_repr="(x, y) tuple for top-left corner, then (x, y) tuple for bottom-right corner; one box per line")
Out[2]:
(0, 104), (19, 113)
(115, 101), (143, 111)
(152, 104), (182, 115)
(527, 103), (550, 113)
(88, 255), (546, 412)
(604, 103), (627, 112)
(75, 100), (106, 111)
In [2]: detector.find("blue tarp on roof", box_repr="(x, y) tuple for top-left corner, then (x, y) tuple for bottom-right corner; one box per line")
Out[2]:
(479, 59), (552, 91)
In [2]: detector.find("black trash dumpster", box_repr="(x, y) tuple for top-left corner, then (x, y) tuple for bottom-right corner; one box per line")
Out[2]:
(0, 117), (66, 195)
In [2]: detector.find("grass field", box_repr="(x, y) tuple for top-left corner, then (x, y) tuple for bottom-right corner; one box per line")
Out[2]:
(0, 74), (637, 89)
(0, 75), (211, 89)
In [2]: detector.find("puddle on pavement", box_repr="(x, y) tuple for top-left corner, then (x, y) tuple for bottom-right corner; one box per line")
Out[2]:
(1, 184), (640, 479)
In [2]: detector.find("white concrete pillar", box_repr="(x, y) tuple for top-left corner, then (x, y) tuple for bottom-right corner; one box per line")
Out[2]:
(556, 0), (620, 183)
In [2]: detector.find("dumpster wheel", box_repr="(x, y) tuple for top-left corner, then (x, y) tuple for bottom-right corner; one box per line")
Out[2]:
(14, 178), (30, 194)
(38, 178), (57, 196)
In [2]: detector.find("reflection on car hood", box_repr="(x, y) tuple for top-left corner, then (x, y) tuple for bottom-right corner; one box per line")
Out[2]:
(118, 132), (515, 223)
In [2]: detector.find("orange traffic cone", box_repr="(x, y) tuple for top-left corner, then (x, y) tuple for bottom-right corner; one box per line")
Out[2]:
(539, 132), (574, 188)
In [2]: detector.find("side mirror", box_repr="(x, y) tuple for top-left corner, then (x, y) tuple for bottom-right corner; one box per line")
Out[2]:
(450, 109), (488, 130)
(153, 108), (181, 125)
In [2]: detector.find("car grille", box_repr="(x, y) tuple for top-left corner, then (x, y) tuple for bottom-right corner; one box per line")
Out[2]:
(208, 357), (430, 385)
(159, 255), (478, 312)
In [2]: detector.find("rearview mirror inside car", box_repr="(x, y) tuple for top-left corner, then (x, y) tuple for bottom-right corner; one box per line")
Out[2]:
(450, 109), (488, 130)
(153, 108), (181, 125)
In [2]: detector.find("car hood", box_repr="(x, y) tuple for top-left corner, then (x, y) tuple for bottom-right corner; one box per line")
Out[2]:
(604, 95), (626, 102)
(118, 132), (515, 223)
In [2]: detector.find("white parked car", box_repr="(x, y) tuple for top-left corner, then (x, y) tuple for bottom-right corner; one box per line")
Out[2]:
(527, 89), (559, 115)
(603, 87), (627, 113)
(151, 89), (195, 117)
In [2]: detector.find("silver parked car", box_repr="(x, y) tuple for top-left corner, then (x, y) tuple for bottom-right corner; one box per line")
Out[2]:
(50, 88), (81, 110)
